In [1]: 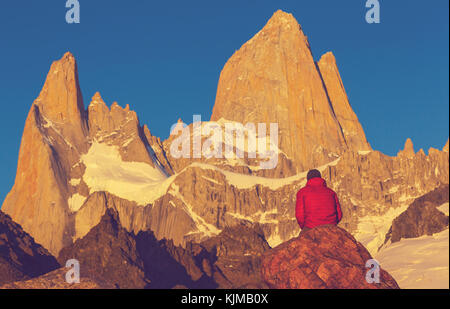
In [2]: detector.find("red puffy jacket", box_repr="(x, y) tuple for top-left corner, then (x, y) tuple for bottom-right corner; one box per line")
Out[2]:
(295, 177), (342, 229)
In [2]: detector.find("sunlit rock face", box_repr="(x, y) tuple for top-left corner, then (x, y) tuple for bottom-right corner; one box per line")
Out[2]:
(2, 11), (448, 263)
(211, 10), (370, 173)
(1, 53), (169, 255)
(2, 52), (89, 255)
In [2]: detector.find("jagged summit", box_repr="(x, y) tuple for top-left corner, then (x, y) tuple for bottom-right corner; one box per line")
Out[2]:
(90, 91), (104, 104)
(36, 51), (83, 117)
(259, 10), (307, 43)
(2, 51), (168, 254)
(270, 9), (296, 20)
(211, 10), (370, 171)
(317, 51), (371, 151)
(33, 51), (88, 147)
(89, 92), (130, 111)
(443, 138), (449, 152)
(265, 10), (302, 29)
(319, 51), (336, 64)
(398, 138), (415, 158)
(2, 13), (449, 280)
(244, 9), (309, 50)
(61, 51), (75, 61)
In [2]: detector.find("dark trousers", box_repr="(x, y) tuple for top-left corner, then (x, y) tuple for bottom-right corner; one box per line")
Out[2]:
(299, 224), (336, 237)
(299, 227), (311, 237)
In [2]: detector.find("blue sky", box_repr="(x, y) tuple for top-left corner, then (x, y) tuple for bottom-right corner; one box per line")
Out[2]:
(0, 0), (448, 203)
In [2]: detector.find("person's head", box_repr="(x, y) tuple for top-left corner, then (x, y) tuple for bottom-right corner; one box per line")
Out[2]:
(306, 169), (321, 181)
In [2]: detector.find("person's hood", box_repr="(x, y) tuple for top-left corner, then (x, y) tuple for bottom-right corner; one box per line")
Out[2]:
(306, 177), (327, 187)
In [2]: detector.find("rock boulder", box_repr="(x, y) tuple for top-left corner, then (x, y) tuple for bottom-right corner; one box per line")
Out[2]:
(261, 225), (399, 289)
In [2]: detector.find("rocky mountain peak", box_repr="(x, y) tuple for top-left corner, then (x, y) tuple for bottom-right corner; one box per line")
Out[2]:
(34, 52), (86, 131)
(88, 92), (138, 125)
(318, 51), (336, 65)
(88, 92), (108, 114)
(170, 118), (185, 134)
(1, 12), (449, 289)
(242, 9), (310, 57)
(263, 10), (304, 33)
(317, 51), (371, 151)
(90, 91), (105, 104)
(58, 208), (150, 288)
(88, 94), (139, 140)
(210, 10), (369, 171)
(1, 52), (91, 255)
(398, 138), (415, 158)
(443, 138), (449, 152)
(61, 51), (75, 61)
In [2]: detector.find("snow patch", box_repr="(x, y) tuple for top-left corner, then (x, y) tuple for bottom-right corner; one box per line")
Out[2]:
(69, 178), (81, 186)
(41, 116), (75, 149)
(201, 176), (223, 185)
(358, 150), (371, 155)
(122, 136), (136, 147)
(398, 194), (415, 203)
(375, 229), (449, 289)
(388, 185), (399, 194)
(81, 141), (171, 205)
(437, 202), (449, 216)
(168, 184), (221, 237)
(267, 227), (298, 248)
(266, 229), (283, 248)
(185, 158), (340, 190)
(354, 204), (409, 255)
(200, 118), (286, 158)
(222, 157), (339, 189)
(227, 212), (254, 222)
(226, 209), (279, 225)
(68, 193), (87, 212)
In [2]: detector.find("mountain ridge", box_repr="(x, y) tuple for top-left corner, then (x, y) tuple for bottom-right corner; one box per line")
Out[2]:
(1, 10), (448, 265)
